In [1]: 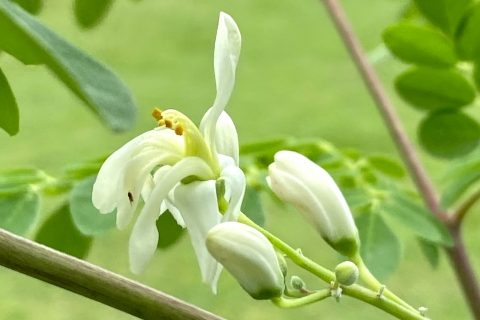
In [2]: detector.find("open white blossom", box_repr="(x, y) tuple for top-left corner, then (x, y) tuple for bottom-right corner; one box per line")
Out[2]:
(92, 12), (245, 293)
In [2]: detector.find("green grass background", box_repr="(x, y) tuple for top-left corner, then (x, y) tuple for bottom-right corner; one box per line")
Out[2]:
(1, 0), (480, 319)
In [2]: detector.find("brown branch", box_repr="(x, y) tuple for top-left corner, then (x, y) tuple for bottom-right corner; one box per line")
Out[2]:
(452, 187), (480, 225)
(318, 0), (480, 318)
(0, 228), (225, 320)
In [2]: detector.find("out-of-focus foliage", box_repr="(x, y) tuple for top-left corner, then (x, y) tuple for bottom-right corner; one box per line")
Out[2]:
(384, 0), (480, 159)
(74, 0), (113, 29)
(0, 66), (19, 136)
(0, 0), (137, 134)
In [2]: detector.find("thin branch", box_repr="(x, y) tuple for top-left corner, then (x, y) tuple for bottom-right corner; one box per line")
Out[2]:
(0, 228), (225, 320)
(452, 187), (480, 225)
(319, 0), (444, 220)
(318, 0), (480, 318)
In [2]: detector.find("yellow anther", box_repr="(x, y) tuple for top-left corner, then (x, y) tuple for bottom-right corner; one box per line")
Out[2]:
(175, 125), (184, 136)
(152, 108), (163, 121)
(158, 119), (165, 127)
(165, 119), (173, 128)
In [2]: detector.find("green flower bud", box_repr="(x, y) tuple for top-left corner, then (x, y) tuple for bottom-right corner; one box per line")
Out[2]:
(206, 222), (285, 300)
(276, 250), (288, 277)
(290, 276), (307, 291)
(335, 261), (359, 286)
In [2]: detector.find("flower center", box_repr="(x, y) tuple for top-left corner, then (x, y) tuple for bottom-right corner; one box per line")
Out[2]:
(152, 108), (221, 175)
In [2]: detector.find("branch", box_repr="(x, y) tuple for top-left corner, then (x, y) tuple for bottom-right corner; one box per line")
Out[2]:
(0, 228), (225, 320)
(318, 0), (480, 318)
(319, 0), (443, 220)
(452, 187), (480, 225)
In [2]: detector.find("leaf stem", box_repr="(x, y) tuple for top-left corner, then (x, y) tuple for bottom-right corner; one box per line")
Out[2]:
(451, 187), (480, 225)
(0, 228), (225, 320)
(271, 289), (332, 308)
(353, 255), (416, 312)
(318, 0), (480, 317)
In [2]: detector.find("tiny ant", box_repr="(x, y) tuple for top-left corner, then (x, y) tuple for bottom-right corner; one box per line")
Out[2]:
(128, 192), (134, 204)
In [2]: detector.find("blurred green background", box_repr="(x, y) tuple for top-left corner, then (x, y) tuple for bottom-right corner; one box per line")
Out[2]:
(1, 0), (479, 319)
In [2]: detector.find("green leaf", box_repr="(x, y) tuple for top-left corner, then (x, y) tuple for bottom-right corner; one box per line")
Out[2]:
(0, 66), (19, 136)
(417, 237), (440, 269)
(0, 167), (45, 186)
(11, 0), (42, 14)
(441, 169), (480, 209)
(355, 211), (402, 281)
(368, 155), (406, 179)
(413, 0), (471, 36)
(74, 0), (113, 29)
(0, 190), (39, 236)
(240, 138), (289, 155)
(241, 186), (266, 227)
(70, 175), (116, 236)
(0, 1), (137, 132)
(382, 192), (453, 246)
(64, 162), (102, 180)
(419, 110), (480, 159)
(395, 67), (475, 111)
(474, 60), (480, 91)
(156, 210), (185, 249)
(35, 204), (92, 259)
(383, 24), (456, 68)
(455, 3), (480, 61)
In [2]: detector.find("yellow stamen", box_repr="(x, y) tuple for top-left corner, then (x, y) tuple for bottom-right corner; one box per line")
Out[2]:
(165, 119), (173, 128)
(152, 108), (163, 121)
(175, 125), (184, 136)
(158, 119), (165, 127)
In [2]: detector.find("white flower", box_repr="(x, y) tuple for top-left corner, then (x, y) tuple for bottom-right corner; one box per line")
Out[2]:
(206, 222), (285, 300)
(267, 151), (359, 257)
(92, 12), (245, 293)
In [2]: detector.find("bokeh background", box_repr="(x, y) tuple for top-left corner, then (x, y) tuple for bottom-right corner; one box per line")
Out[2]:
(1, 0), (479, 319)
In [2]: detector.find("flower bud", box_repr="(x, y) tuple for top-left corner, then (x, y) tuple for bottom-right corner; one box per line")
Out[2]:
(206, 222), (284, 300)
(335, 261), (359, 286)
(290, 276), (307, 291)
(267, 151), (359, 257)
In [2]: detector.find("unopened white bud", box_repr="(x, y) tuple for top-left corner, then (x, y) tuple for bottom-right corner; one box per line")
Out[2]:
(335, 261), (359, 286)
(267, 151), (359, 257)
(206, 222), (284, 300)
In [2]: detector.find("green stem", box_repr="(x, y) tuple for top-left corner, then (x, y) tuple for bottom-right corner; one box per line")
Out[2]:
(238, 214), (335, 283)
(239, 214), (428, 320)
(353, 256), (416, 312)
(271, 289), (331, 308)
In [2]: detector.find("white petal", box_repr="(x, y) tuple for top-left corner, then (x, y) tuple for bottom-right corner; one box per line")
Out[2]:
(174, 180), (223, 293)
(166, 190), (185, 228)
(220, 165), (246, 222)
(92, 134), (144, 214)
(200, 110), (239, 165)
(129, 157), (214, 274)
(116, 151), (181, 229)
(203, 12), (241, 156)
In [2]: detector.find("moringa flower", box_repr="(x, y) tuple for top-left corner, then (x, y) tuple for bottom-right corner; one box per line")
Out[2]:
(92, 12), (245, 293)
(206, 222), (285, 300)
(267, 151), (359, 258)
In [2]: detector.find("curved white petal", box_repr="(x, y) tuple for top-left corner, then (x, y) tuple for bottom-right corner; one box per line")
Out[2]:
(203, 12), (241, 156)
(174, 180), (223, 293)
(200, 110), (239, 164)
(92, 128), (183, 214)
(116, 151), (182, 229)
(92, 134), (145, 214)
(220, 165), (245, 222)
(166, 190), (185, 228)
(129, 157), (215, 274)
